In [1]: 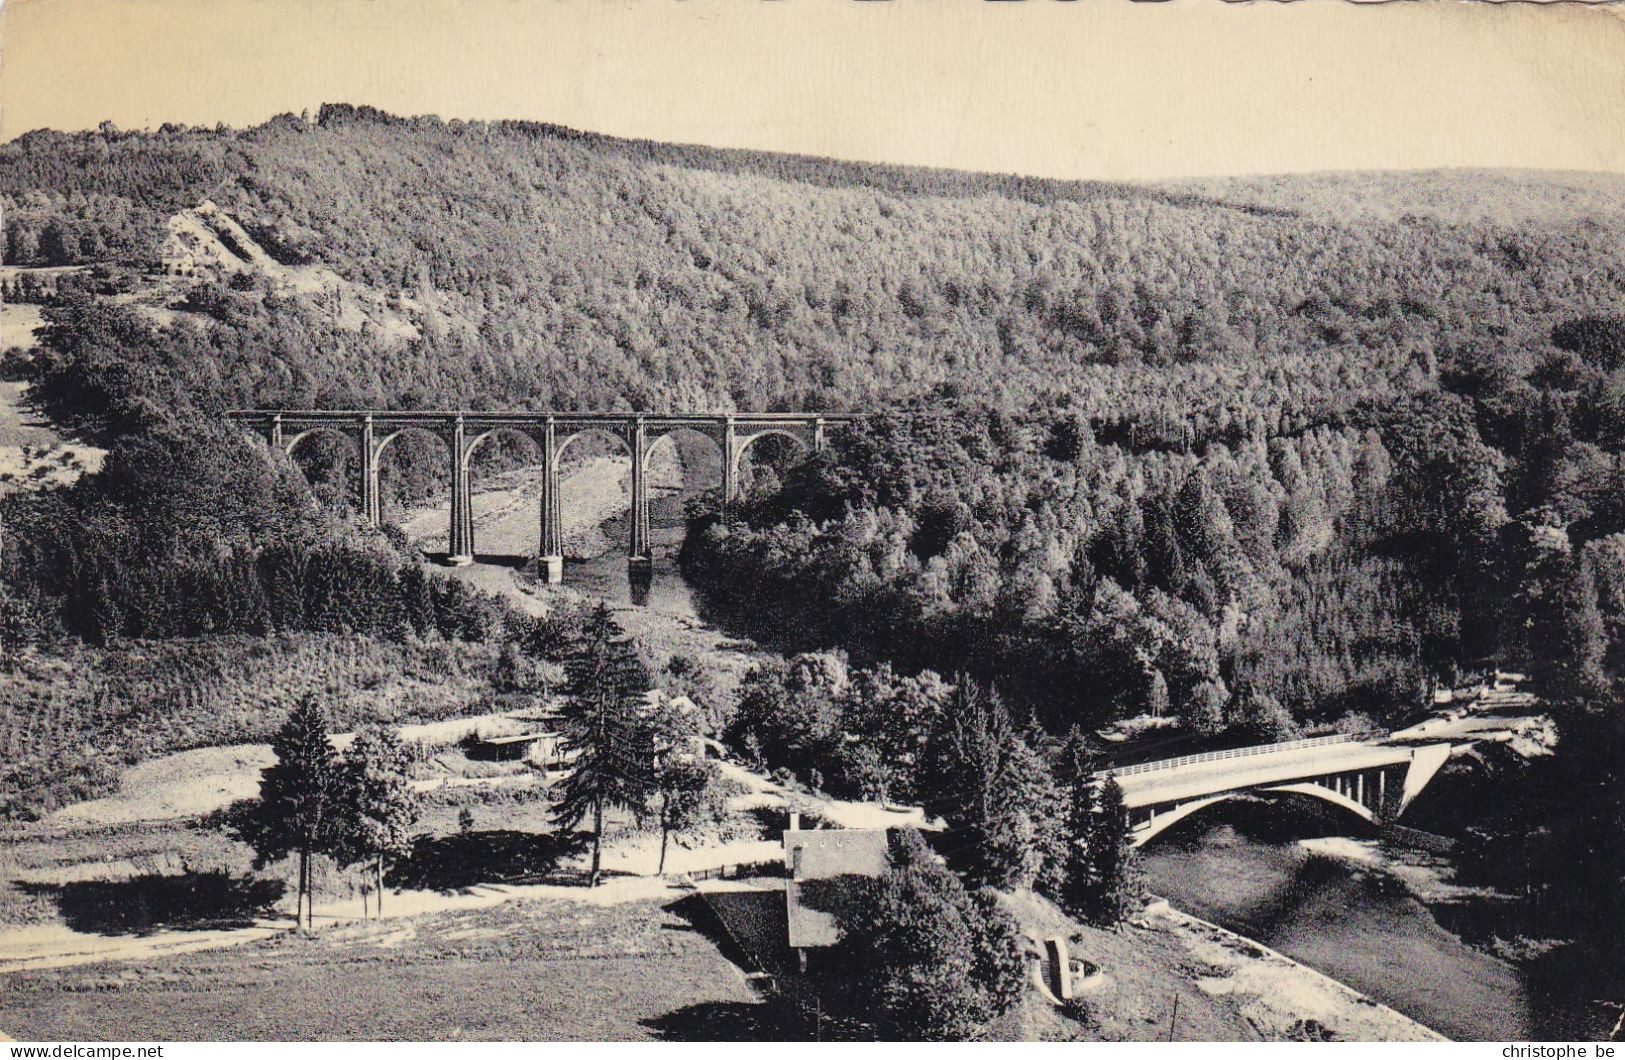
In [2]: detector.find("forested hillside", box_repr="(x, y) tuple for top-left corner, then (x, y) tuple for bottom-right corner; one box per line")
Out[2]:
(5, 106), (1621, 432)
(3, 106), (1624, 731)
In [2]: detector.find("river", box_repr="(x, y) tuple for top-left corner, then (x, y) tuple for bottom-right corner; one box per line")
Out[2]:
(1136, 799), (1537, 1041)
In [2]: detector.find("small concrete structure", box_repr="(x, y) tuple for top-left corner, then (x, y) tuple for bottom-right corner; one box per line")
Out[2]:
(1044, 936), (1074, 1000)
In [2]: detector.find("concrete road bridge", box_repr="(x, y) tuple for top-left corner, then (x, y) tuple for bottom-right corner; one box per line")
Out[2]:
(228, 409), (856, 579)
(1097, 733), (1462, 847)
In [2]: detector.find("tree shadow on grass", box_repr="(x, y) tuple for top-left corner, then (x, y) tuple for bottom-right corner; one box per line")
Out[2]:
(641, 1000), (812, 1042)
(22, 872), (284, 936)
(385, 829), (588, 892)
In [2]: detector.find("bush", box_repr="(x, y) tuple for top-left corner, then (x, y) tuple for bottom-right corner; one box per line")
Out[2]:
(824, 829), (1025, 1041)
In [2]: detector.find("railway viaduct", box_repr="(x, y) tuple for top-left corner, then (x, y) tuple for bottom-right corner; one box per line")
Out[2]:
(228, 409), (854, 579)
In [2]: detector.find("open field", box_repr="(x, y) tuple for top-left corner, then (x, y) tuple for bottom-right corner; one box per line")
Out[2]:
(0, 893), (763, 1041)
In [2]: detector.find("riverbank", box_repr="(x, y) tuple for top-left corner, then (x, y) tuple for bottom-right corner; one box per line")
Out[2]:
(1142, 813), (1537, 1041)
(1141, 898), (1445, 1041)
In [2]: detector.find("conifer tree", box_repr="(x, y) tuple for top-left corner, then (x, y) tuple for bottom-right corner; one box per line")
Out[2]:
(1054, 725), (1101, 791)
(923, 679), (1041, 889)
(236, 694), (342, 930)
(1060, 753), (1102, 917)
(556, 604), (655, 887)
(1083, 777), (1144, 927)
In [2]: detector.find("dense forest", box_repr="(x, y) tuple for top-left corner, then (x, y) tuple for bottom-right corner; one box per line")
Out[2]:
(3, 107), (1619, 429)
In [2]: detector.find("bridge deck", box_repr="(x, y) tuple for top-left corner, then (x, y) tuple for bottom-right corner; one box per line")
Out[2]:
(228, 409), (858, 425)
(1109, 740), (1421, 809)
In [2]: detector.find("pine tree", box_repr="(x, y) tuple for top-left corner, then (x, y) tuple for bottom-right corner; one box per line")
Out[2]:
(235, 694), (342, 930)
(556, 604), (655, 887)
(1057, 753), (1145, 929)
(337, 725), (421, 916)
(1016, 715), (1068, 898)
(1060, 757), (1102, 916)
(1053, 725), (1101, 792)
(1083, 777), (1144, 928)
(1146, 668), (1171, 719)
(922, 679), (1040, 889)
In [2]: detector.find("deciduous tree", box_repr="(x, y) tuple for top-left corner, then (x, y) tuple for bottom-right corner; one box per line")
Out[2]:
(831, 829), (1024, 1041)
(337, 725), (421, 916)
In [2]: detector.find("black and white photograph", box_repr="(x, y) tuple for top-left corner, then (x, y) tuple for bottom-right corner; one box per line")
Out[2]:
(0, 0), (1621, 1045)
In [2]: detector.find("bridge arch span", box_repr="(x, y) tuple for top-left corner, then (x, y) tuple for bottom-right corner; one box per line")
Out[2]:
(281, 427), (363, 514)
(643, 425), (725, 492)
(373, 424), (453, 465)
(369, 425), (455, 548)
(1134, 783), (1379, 848)
(444, 427), (546, 566)
(728, 427), (815, 505)
(462, 425), (543, 471)
(1263, 782), (1380, 828)
(284, 425), (359, 463)
(731, 427), (811, 471)
(552, 424), (633, 471)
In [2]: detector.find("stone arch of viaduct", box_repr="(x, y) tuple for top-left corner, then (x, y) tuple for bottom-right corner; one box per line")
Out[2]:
(229, 410), (853, 579)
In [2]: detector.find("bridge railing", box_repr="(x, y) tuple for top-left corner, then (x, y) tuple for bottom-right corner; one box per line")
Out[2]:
(1097, 733), (1358, 779)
